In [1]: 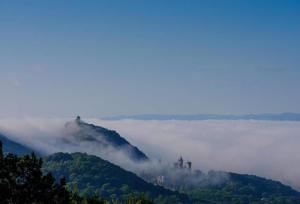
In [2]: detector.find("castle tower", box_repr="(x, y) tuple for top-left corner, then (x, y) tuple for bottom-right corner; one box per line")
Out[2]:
(76, 116), (81, 122)
(187, 161), (192, 170)
(178, 156), (183, 169)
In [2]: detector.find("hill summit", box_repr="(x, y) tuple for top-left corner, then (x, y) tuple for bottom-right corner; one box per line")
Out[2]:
(63, 116), (148, 162)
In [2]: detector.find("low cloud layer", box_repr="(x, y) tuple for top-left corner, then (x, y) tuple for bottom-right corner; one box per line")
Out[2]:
(0, 118), (145, 172)
(87, 119), (300, 190)
(0, 118), (300, 190)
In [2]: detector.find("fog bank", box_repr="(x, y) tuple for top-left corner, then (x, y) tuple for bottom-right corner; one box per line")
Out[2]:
(0, 118), (300, 190)
(88, 119), (300, 190)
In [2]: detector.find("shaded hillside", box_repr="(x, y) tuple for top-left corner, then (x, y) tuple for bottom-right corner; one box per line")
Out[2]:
(63, 117), (148, 162)
(187, 172), (300, 204)
(0, 133), (35, 156)
(42, 151), (300, 204)
(0, 141), (154, 204)
(43, 152), (189, 204)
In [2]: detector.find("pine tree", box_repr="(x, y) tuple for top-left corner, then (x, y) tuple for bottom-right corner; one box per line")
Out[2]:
(0, 140), (71, 204)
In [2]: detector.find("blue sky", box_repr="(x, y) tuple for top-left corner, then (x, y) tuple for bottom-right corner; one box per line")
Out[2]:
(0, 0), (299, 117)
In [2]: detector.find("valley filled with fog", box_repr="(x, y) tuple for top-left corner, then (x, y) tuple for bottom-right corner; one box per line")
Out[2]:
(0, 118), (300, 190)
(84, 119), (300, 190)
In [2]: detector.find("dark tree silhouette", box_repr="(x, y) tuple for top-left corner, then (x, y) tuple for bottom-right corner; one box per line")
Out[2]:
(0, 141), (154, 204)
(0, 141), (71, 204)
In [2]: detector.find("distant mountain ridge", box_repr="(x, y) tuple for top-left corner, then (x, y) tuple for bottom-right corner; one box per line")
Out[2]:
(103, 112), (300, 121)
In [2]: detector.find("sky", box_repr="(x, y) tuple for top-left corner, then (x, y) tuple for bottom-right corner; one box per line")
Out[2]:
(0, 0), (300, 117)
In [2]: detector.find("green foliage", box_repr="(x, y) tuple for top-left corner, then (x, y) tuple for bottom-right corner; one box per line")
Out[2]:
(187, 173), (300, 204)
(3, 138), (299, 204)
(0, 141), (154, 204)
(43, 152), (189, 204)
(0, 141), (70, 204)
(42, 152), (300, 204)
(124, 194), (153, 204)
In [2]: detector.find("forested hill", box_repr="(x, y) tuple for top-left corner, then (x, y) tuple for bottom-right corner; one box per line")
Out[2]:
(187, 172), (300, 203)
(43, 152), (300, 204)
(43, 152), (189, 204)
(63, 117), (148, 162)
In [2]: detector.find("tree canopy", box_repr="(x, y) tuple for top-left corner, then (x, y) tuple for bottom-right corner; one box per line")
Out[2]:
(0, 140), (153, 204)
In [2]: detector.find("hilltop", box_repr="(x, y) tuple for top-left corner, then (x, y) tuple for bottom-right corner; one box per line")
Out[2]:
(63, 116), (148, 162)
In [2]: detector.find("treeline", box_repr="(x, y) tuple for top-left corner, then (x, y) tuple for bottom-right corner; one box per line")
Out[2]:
(43, 152), (188, 204)
(0, 141), (153, 204)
